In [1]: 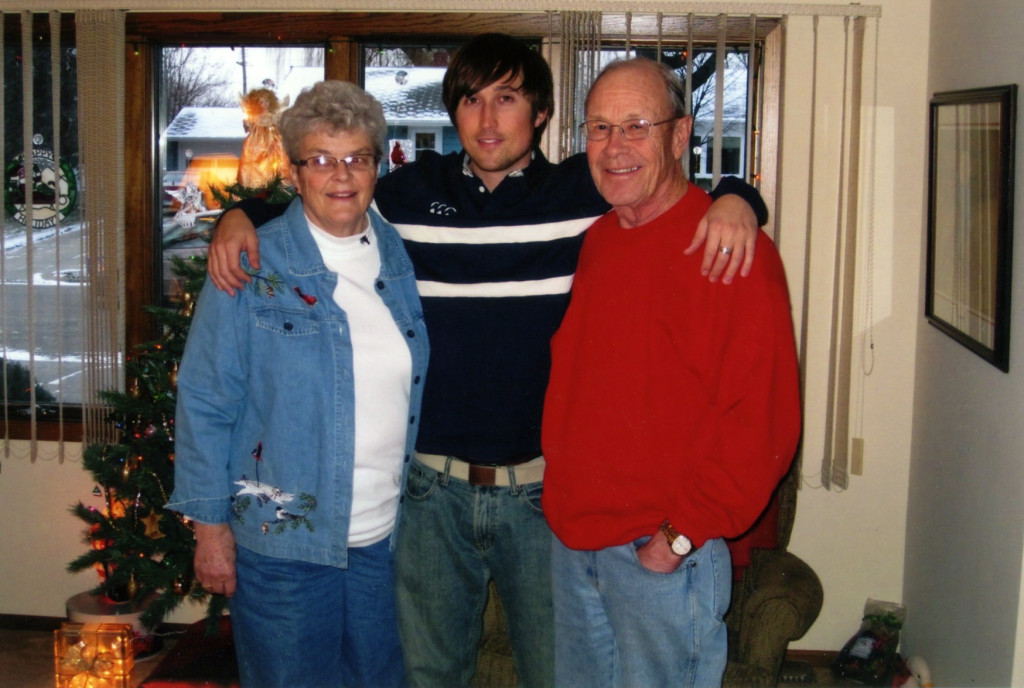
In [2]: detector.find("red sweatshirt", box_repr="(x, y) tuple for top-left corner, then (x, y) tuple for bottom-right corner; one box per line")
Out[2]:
(542, 184), (801, 551)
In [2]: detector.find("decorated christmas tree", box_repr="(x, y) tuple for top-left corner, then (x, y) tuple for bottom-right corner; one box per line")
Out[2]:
(67, 86), (294, 631)
(67, 252), (222, 629)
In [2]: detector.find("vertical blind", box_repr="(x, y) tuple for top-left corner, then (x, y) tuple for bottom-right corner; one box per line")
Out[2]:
(1, 9), (125, 462)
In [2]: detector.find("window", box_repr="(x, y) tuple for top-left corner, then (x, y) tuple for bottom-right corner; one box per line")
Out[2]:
(413, 130), (442, 159)
(576, 46), (753, 190)
(362, 43), (460, 166)
(2, 13), (83, 440)
(700, 135), (744, 177)
(157, 45), (324, 303)
(41, 10), (773, 447)
(126, 9), (771, 349)
(2, 11), (775, 443)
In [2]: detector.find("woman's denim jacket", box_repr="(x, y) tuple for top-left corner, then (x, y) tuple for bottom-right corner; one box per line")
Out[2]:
(166, 198), (429, 568)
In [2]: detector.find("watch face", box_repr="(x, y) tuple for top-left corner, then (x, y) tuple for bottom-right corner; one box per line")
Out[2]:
(671, 536), (692, 556)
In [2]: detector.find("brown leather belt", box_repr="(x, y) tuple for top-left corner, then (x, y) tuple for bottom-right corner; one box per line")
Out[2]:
(414, 452), (545, 487)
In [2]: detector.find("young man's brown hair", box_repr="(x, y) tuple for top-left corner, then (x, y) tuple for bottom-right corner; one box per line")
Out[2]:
(441, 33), (555, 147)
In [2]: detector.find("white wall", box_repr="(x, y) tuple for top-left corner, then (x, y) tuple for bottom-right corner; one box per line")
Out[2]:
(775, 0), (930, 651)
(0, 443), (204, 625)
(0, 0), (936, 659)
(903, 1), (1024, 685)
(0, 445), (98, 618)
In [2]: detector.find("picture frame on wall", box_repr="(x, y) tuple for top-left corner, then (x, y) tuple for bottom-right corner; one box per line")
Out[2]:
(926, 84), (1017, 372)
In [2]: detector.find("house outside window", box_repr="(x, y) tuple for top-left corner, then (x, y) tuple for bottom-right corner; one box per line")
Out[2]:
(157, 45), (471, 301)
(157, 46), (324, 303)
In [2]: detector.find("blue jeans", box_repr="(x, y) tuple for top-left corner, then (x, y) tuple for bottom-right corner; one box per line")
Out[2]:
(396, 458), (553, 688)
(551, 536), (731, 688)
(231, 541), (404, 688)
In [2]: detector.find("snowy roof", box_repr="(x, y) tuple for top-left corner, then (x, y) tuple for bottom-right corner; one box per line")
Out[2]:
(366, 67), (449, 125)
(166, 66), (451, 141)
(281, 65), (450, 125)
(164, 106), (246, 141)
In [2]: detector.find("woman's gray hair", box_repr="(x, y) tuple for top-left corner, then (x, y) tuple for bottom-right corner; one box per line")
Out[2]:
(279, 80), (386, 162)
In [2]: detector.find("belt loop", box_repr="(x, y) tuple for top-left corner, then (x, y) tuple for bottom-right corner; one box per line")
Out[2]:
(441, 455), (454, 487)
(508, 464), (520, 494)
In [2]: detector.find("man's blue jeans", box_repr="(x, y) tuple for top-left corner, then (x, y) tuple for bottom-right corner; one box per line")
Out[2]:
(230, 540), (404, 688)
(551, 535), (731, 688)
(396, 457), (553, 688)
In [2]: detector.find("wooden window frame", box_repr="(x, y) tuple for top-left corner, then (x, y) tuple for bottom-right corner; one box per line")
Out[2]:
(123, 12), (552, 351)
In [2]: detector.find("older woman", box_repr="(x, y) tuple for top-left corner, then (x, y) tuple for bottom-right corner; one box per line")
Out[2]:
(166, 81), (428, 688)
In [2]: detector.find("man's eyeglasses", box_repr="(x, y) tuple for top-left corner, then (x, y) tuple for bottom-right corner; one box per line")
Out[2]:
(578, 117), (679, 141)
(293, 154), (378, 173)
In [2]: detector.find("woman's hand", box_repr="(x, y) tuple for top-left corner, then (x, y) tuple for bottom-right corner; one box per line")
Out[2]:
(685, 193), (759, 284)
(193, 522), (237, 597)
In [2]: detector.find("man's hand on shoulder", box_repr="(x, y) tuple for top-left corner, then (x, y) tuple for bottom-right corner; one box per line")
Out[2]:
(685, 193), (759, 285)
(209, 207), (261, 296)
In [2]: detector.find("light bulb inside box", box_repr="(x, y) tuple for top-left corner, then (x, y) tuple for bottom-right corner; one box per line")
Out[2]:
(54, 623), (134, 688)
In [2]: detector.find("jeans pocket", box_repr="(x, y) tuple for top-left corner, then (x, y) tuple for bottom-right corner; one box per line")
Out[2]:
(518, 480), (545, 515)
(630, 536), (689, 576)
(405, 461), (440, 500)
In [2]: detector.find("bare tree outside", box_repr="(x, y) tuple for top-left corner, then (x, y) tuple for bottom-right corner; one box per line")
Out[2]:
(589, 47), (749, 181)
(684, 50), (749, 149)
(162, 47), (237, 122)
(364, 46), (455, 68)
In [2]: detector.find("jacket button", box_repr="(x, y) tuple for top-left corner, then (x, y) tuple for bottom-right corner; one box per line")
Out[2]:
(406, 330), (415, 338)
(376, 280), (385, 290)
(409, 416), (415, 424)
(284, 322), (293, 331)
(413, 375), (421, 384)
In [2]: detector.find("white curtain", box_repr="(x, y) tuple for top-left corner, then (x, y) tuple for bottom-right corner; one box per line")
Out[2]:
(77, 9), (127, 448)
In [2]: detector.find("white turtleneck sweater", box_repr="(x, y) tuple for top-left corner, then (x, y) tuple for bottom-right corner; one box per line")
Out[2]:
(307, 216), (412, 547)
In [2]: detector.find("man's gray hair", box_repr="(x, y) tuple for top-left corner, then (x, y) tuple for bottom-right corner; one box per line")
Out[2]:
(279, 80), (386, 162)
(586, 57), (688, 119)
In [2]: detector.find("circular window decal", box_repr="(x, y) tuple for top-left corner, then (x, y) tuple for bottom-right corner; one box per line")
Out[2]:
(5, 138), (78, 229)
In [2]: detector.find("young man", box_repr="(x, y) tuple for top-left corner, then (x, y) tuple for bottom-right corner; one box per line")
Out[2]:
(541, 58), (801, 688)
(208, 35), (767, 688)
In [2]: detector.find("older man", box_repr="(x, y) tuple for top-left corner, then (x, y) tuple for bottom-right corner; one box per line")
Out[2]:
(541, 58), (802, 688)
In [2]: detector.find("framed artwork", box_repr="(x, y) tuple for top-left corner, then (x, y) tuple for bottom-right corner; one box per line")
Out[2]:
(926, 84), (1017, 372)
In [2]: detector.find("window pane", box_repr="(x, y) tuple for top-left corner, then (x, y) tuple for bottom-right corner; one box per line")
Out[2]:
(581, 47), (751, 190)
(2, 16), (82, 406)
(157, 45), (323, 303)
(362, 44), (461, 171)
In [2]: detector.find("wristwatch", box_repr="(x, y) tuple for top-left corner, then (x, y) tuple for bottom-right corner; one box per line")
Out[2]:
(660, 521), (693, 557)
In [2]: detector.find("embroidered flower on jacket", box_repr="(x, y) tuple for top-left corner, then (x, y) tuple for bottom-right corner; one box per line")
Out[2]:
(244, 268), (285, 298)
